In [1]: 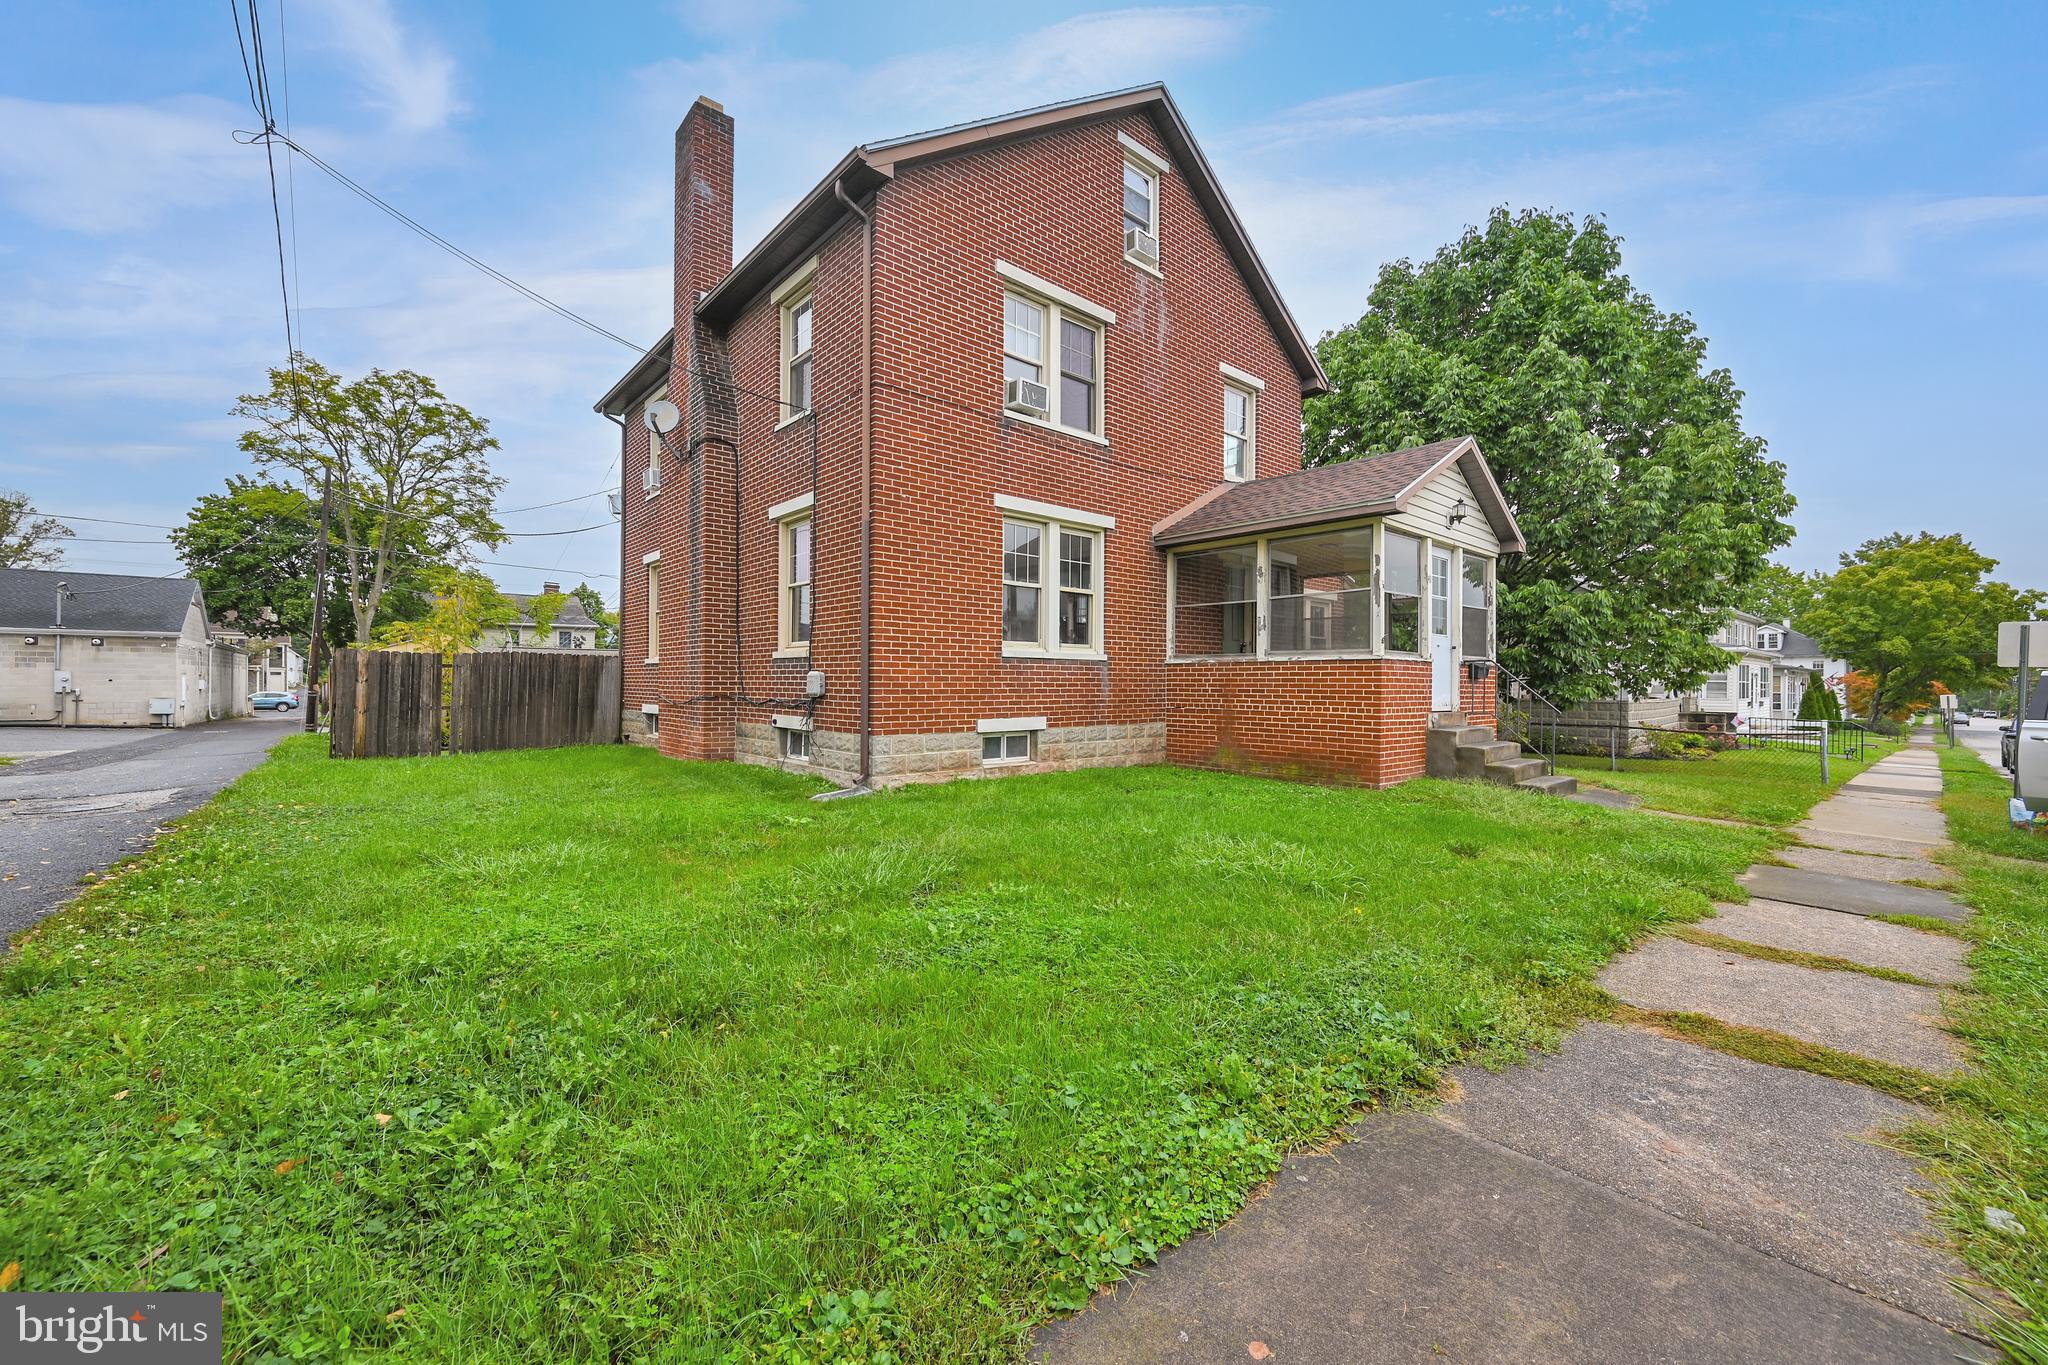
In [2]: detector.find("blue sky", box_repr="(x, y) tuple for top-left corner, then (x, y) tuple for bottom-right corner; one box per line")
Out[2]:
(3, 1), (2044, 606)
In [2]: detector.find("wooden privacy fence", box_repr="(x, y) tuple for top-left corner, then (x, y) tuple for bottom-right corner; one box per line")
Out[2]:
(329, 648), (621, 758)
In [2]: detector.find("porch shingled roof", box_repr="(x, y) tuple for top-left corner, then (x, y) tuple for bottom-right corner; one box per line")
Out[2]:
(1152, 436), (1525, 551)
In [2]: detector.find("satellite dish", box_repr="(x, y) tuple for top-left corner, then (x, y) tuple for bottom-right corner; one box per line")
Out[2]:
(643, 399), (681, 435)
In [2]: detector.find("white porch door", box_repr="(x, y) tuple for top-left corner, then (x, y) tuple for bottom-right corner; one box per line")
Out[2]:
(1430, 547), (1457, 710)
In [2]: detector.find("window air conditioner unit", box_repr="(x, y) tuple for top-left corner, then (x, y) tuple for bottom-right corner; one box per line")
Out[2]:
(1004, 378), (1050, 418)
(642, 465), (661, 495)
(1124, 226), (1158, 267)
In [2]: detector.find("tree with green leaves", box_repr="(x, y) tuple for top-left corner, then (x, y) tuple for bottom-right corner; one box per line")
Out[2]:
(170, 478), (433, 657)
(377, 567), (514, 657)
(1746, 562), (1826, 630)
(1802, 532), (2042, 723)
(570, 582), (617, 650)
(1, 489), (72, 568)
(1305, 208), (1795, 702)
(235, 355), (507, 645)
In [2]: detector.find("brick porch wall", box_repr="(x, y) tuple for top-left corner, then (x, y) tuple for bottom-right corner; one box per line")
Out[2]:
(1164, 657), (1433, 787)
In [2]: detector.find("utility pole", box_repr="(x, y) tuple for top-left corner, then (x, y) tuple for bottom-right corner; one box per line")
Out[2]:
(304, 470), (333, 732)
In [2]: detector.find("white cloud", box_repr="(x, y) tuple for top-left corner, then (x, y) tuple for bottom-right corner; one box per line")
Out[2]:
(857, 6), (1262, 117)
(300, 0), (463, 134)
(0, 95), (257, 234)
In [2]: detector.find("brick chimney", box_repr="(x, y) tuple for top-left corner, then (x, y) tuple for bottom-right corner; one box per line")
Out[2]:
(541, 581), (560, 595)
(659, 95), (740, 761)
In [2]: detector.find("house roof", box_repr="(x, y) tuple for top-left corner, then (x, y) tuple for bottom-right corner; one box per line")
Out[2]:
(0, 567), (204, 635)
(1778, 627), (1826, 657)
(504, 591), (597, 628)
(597, 83), (1327, 416)
(1152, 436), (1526, 552)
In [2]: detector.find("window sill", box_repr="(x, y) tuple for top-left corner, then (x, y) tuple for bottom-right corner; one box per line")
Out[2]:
(1002, 410), (1109, 448)
(644, 657), (661, 666)
(774, 409), (814, 433)
(1001, 645), (1107, 663)
(1124, 252), (1163, 279)
(772, 646), (811, 661)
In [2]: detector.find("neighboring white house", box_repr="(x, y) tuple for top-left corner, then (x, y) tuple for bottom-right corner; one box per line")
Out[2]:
(210, 622), (305, 695)
(0, 567), (249, 726)
(1683, 611), (1848, 727)
(476, 582), (605, 651)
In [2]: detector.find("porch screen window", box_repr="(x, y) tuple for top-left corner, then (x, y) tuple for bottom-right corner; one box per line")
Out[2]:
(1268, 527), (1371, 653)
(1383, 531), (1422, 653)
(1461, 556), (1491, 659)
(1430, 553), (1451, 636)
(1171, 543), (1258, 656)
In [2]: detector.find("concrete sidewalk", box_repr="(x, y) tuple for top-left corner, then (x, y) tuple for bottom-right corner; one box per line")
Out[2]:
(1038, 741), (1988, 1363)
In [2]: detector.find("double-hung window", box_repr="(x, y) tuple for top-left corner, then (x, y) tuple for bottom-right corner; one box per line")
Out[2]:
(997, 263), (1112, 439)
(1224, 383), (1254, 481)
(1004, 293), (1102, 436)
(776, 258), (818, 422)
(1120, 135), (1164, 269)
(771, 496), (814, 654)
(644, 558), (661, 664)
(1001, 513), (1103, 656)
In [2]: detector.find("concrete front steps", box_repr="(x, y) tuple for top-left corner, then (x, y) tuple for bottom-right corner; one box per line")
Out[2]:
(1427, 713), (1577, 796)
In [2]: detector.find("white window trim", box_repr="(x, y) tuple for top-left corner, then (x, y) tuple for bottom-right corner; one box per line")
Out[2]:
(645, 559), (662, 666)
(641, 550), (662, 565)
(1118, 132), (1170, 177)
(999, 283), (1109, 445)
(1223, 379), (1257, 483)
(1000, 512), (1108, 661)
(776, 257), (819, 430)
(992, 493), (1115, 530)
(775, 505), (814, 658)
(766, 491), (815, 523)
(1218, 362), (1266, 392)
(977, 715), (1048, 734)
(995, 260), (1116, 325)
(979, 728), (1039, 766)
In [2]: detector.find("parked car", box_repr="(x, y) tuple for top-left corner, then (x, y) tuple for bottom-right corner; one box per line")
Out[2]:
(1954, 712), (1970, 727)
(252, 690), (297, 711)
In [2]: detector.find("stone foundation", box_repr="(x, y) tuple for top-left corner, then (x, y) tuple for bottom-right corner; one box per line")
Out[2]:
(733, 720), (1167, 789)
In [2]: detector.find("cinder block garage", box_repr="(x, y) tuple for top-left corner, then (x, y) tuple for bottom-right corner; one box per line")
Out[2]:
(0, 567), (249, 727)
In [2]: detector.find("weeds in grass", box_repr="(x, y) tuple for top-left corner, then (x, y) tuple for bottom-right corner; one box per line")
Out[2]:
(1665, 925), (1933, 986)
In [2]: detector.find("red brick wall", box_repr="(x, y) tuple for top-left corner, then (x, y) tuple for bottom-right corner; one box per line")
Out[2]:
(863, 109), (1303, 737)
(616, 101), (1449, 787)
(1165, 658), (1433, 787)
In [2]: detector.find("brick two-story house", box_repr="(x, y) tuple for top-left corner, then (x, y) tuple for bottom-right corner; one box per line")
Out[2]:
(597, 83), (1523, 789)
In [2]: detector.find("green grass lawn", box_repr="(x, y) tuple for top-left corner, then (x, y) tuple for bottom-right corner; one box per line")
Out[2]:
(1905, 746), (2048, 1355)
(1556, 737), (1903, 825)
(1, 739), (1771, 1361)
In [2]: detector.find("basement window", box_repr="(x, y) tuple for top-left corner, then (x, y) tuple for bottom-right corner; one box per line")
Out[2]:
(981, 732), (1032, 765)
(779, 727), (811, 762)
